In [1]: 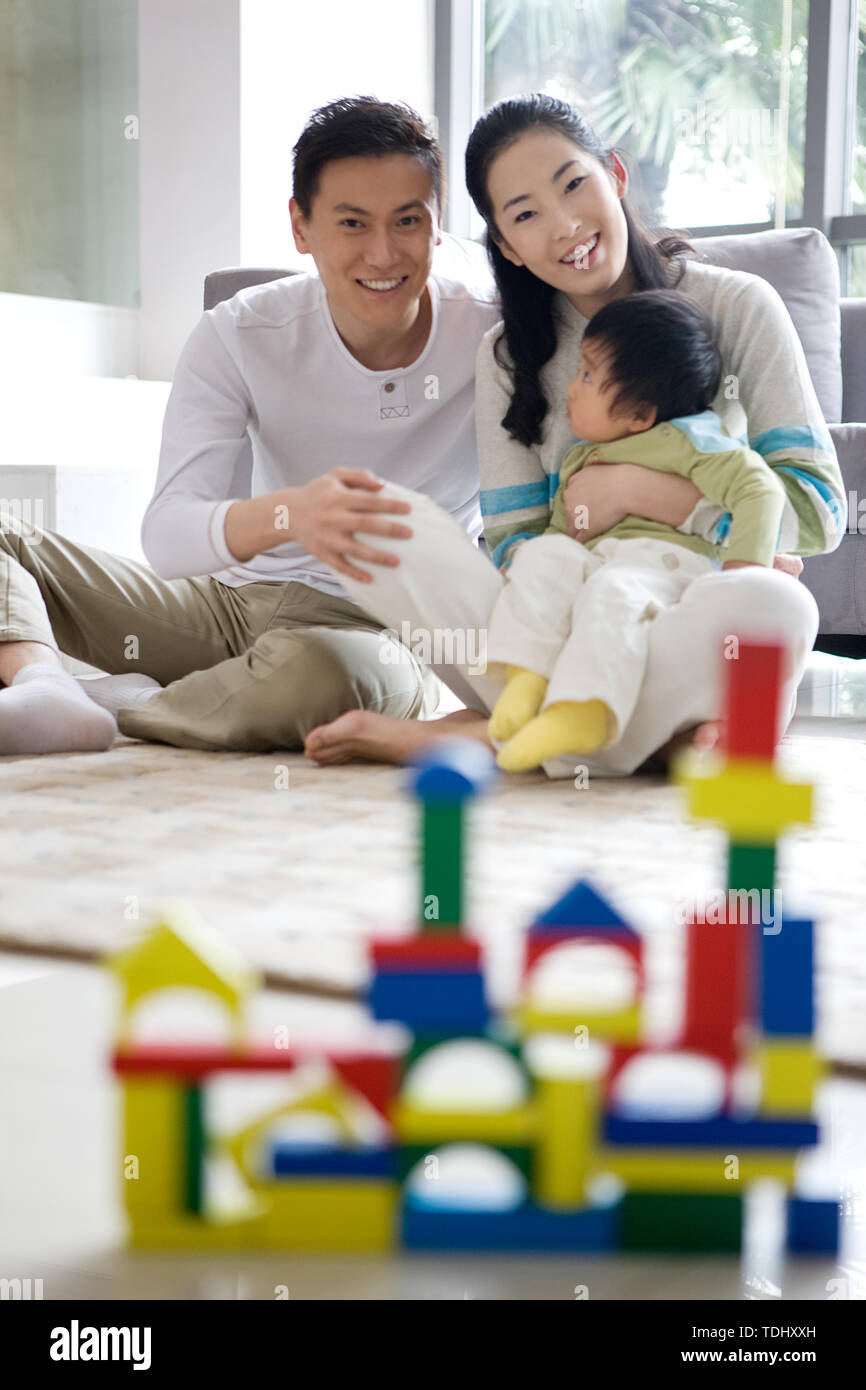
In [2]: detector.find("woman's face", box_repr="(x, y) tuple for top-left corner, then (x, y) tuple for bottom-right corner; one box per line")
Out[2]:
(485, 127), (632, 317)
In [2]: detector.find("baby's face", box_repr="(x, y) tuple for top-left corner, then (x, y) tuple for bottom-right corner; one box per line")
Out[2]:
(566, 343), (628, 443)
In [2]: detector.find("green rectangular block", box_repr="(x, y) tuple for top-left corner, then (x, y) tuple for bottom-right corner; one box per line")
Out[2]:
(727, 842), (776, 900)
(622, 1191), (743, 1252)
(421, 803), (463, 930)
(183, 1084), (206, 1216)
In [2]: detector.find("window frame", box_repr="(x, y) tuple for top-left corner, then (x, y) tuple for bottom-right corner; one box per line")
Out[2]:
(435, 0), (866, 292)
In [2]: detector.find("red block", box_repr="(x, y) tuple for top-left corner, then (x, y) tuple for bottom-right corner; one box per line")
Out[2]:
(679, 903), (754, 1060)
(722, 641), (784, 760)
(525, 930), (644, 994)
(370, 935), (481, 971)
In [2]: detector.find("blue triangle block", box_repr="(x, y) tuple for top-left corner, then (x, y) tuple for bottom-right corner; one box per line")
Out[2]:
(532, 879), (631, 931)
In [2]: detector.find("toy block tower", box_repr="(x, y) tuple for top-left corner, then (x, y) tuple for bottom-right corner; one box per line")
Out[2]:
(368, 739), (497, 1033)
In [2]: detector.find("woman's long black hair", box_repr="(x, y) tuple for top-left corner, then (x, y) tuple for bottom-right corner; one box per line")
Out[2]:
(465, 94), (698, 448)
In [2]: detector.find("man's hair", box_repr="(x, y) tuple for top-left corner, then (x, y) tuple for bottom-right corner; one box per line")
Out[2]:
(583, 290), (723, 423)
(292, 96), (445, 217)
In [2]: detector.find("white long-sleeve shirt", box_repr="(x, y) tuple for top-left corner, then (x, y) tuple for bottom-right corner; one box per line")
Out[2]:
(142, 237), (500, 596)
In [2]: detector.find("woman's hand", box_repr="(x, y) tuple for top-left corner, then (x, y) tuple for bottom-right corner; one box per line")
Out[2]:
(563, 463), (703, 542)
(563, 464), (631, 542)
(773, 553), (804, 579)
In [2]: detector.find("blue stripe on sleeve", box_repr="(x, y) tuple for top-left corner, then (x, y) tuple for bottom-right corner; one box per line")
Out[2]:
(669, 410), (739, 453)
(777, 465), (847, 535)
(491, 531), (543, 568)
(750, 424), (835, 457)
(480, 474), (559, 517)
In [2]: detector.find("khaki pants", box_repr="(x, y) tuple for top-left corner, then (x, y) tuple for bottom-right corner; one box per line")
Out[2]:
(0, 513), (441, 751)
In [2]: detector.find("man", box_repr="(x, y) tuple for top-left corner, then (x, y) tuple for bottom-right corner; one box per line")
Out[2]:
(0, 97), (500, 755)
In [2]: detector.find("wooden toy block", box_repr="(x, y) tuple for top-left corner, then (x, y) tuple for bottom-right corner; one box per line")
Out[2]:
(678, 755), (813, 843)
(421, 802), (464, 930)
(532, 879), (632, 929)
(525, 929), (644, 991)
(598, 1147), (798, 1191)
(395, 1143), (533, 1182)
(727, 841), (776, 898)
(680, 908), (751, 1055)
(517, 999), (642, 1043)
(122, 1078), (184, 1215)
(270, 1145), (394, 1178)
(108, 908), (257, 1051)
(224, 1081), (365, 1183)
(113, 1042), (399, 1079)
(760, 917), (814, 1036)
(722, 642), (784, 760)
(534, 1073), (601, 1209)
(401, 1197), (622, 1251)
(408, 739), (498, 803)
(755, 1038), (825, 1115)
(370, 936), (481, 971)
(128, 1213), (257, 1250)
(369, 969), (488, 1031)
(257, 1179), (398, 1250)
(183, 1084), (206, 1216)
(621, 1191), (743, 1252)
(603, 1114), (819, 1149)
(392, 1099), (537, 1145)
(785, 1196), (841, 1254)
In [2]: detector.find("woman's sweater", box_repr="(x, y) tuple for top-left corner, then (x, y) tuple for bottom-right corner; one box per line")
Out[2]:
(477, 257), (846, 569)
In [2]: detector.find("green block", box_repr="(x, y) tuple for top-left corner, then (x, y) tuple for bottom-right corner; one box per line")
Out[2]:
(420, 802), (463, 930)
(727, 842), (776, 899)
(183, 1084), (206, 1216)
(622, 1191), (743, 1252)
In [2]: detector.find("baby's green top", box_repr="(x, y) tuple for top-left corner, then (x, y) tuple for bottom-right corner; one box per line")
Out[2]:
(547, 409), (786, 568)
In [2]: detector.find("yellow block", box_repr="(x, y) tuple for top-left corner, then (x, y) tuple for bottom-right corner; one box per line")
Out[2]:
(597, 1147), (798, 1192)
(128, 1212), (257, 1250)
(121, 1079), (182, 1215)
(258, 1180), (397, 1251)
(393, 1100), (537, 1144)
(516, 1001), (641, 1043)
(677, 754), (812, 842)
(534, 1075), (600, 1209)
(756, 1039), (825, 1115)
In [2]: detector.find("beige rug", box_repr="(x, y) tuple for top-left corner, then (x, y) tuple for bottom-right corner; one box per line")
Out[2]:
(1, 721), (865, 1066)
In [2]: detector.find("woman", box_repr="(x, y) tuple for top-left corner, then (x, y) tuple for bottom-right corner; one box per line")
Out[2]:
(304, 95), (842, 772)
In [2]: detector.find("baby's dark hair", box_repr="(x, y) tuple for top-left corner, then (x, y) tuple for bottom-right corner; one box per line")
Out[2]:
(583, 290), (723, 424)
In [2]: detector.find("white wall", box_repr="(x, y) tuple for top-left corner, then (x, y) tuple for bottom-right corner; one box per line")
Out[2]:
(239, 0), (434, 271)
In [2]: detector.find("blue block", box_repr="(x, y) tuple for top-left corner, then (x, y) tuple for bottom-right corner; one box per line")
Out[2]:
(271, 1145), (394, 1178)
(786, 1196), (840, 1254)
(401, 1199), (622, 1251)
(369, 970), (488, 1029)
(532, 879), (633, 931)
(407, 740), (498, 803)
(604, 1114), (819, 1149)
(760, 917), (814, 1036)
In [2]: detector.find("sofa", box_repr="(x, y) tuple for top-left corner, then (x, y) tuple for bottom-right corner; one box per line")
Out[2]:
(205, 227), (866, 646)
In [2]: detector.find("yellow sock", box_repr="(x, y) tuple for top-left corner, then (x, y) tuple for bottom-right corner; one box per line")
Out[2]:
(496, 699), (612, 772)
(488, 665), (549, 742)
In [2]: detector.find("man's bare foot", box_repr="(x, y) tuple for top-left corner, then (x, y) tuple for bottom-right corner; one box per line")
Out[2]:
(304, 707), (493, 766)
(650, 719), (723, 772)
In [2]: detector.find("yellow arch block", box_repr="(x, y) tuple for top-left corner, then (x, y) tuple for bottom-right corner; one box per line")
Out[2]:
(393, 1100), (538, 1144)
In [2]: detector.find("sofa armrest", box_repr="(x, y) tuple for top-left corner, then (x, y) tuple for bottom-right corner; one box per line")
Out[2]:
(801, 422), (866, 634)
(841, 299), (866, 424)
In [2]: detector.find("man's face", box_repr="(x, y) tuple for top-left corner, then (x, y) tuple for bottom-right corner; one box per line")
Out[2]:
(290, 153), (441, 332)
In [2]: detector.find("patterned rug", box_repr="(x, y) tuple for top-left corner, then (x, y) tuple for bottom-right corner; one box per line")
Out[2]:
(1, 721), (864, 1066)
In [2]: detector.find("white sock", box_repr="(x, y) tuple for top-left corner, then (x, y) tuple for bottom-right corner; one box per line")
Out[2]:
(0, 662), (117, 755)
(78, 672), (162, 718)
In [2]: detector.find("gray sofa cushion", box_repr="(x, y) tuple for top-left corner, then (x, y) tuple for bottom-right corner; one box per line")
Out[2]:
(693, 229), (843, 424)
(801, 423), (866, 633)
(841, 298), (866, 424)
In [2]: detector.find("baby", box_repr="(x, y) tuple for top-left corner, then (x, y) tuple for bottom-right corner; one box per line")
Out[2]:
(486, 289), (786, 771)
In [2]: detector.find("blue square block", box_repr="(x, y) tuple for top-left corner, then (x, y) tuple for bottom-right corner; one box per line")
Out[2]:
(401, 1199), (621, 1251)
(786, 1196), (840, 1254)
(369, 969), (488, 1030)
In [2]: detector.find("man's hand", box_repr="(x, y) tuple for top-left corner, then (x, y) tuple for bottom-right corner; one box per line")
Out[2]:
(284, 469), (413, 582)
(225, 468), (413, 581)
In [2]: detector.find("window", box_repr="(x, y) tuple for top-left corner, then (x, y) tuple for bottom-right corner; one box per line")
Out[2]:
(0, 0), (139, 307)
